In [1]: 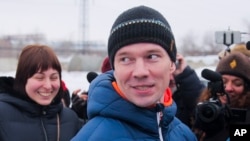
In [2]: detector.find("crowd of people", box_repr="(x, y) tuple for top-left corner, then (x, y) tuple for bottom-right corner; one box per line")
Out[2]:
(0, 5), (249, 141)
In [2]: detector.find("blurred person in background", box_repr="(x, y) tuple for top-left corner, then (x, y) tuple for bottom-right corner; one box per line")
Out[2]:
(71, 88), (88, 123)
(61, 80), (71, 107)
(101, 56), (112, 73)
(170, 53), (205, 128)
(0, 44), (82, 141)
(70, 56), (111, 122)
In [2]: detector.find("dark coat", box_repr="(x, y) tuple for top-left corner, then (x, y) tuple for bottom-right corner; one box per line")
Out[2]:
(0, 77), (82, 141)
(172, 66), (205, 128)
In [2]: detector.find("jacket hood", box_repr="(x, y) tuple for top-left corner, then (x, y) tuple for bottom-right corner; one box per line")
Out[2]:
(0, 76), (15, 93)
(87, 70), (176, 131)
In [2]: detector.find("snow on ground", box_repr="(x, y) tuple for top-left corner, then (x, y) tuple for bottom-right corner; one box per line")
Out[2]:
(62, 71), (92, 93)
(186, 55), (218, 66)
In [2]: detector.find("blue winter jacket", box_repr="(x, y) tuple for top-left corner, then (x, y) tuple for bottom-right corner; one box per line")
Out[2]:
(71, 71), (197, 141)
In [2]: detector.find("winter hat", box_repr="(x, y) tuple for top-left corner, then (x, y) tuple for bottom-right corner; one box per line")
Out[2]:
(108, 5), (176, 69)
(231, 43), (250, 57)
(216, 52), (250, 83)
(217, 49), (230, 60)
(101, 56), (112, 73)
(218, 43), (250, 59)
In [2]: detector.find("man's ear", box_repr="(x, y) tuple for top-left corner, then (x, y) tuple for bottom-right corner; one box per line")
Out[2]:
(170, 62), (176, 73)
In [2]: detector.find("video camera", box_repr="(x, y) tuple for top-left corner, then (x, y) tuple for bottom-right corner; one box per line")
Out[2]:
(195, 69), (250, 125)
(196, 69), (230, 123)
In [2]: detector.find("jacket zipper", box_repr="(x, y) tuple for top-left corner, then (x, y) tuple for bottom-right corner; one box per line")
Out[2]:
(41, 111), (48, 141)
(156, 102), (164, 141)
(157, 111), (163, 141)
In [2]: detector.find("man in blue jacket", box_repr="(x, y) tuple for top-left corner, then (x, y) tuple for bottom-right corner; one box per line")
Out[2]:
(72, 5), (197, 141)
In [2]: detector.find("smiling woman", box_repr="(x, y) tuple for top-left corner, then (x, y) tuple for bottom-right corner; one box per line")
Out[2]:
(14, 45), (62, 104)
(0, 44), (82, 141)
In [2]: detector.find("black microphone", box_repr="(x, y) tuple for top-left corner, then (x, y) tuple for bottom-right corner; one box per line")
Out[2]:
(246, 41), (250, 50)
(86, 71), (98, 83)
(201, 69), (222, 82)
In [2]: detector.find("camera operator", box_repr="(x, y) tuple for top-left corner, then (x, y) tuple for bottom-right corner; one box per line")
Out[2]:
(193, 51), (250, 141)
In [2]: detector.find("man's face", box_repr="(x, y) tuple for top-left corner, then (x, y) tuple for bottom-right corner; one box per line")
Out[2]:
(114, 43), (175, 107)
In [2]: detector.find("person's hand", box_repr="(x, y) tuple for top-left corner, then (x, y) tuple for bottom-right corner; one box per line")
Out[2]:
(174, 53), (187, 76)
(71, 89), (88, 120)
(72, 89), (88, 108)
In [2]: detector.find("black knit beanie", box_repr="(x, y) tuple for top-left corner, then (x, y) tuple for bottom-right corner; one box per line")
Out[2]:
(108, 5), (176, 69)
(216, 52), (250, 83)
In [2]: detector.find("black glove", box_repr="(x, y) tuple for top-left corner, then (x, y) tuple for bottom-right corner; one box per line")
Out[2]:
(71, 94), (88, 121)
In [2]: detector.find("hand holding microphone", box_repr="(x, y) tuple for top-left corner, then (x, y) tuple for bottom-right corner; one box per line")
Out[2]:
(201, 69), (226, 98)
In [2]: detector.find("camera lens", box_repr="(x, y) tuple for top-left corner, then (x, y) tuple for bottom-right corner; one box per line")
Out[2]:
(201, 106), (214, 118)
(197, 102), (221, 123)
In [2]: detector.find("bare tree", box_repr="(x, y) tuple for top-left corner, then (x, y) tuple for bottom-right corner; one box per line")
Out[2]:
(243, 19), (250, 33)
(202, 31), (225, 55)
(179, 33), (201, 56)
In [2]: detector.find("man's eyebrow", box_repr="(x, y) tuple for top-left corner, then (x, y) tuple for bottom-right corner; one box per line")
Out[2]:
(116, 51), (130, 56)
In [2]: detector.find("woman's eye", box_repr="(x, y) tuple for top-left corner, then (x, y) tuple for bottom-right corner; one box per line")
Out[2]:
(50, 74), (60, 81)
(234, 82), (244, 87)
(51, 77), (59, 81)
(35, 76), (44, 80)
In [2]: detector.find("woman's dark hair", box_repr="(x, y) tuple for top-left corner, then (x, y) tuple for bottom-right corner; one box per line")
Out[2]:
(13, 44), (63, 104)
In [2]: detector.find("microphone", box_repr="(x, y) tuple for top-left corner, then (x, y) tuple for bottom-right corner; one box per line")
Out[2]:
(86, 71), (98, 83)
(201, 69), (222, 82)
(246, 41), (250, 50)
(202, 69), (228, 99)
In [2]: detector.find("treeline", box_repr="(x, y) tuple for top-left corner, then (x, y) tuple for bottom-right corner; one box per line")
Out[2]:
(0, 21), (249, 57)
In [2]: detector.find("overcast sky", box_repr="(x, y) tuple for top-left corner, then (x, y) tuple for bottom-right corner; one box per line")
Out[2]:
(0, 0), (249, 45)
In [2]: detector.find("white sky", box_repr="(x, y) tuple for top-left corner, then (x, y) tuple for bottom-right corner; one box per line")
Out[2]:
(0, 0), (249, 45)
